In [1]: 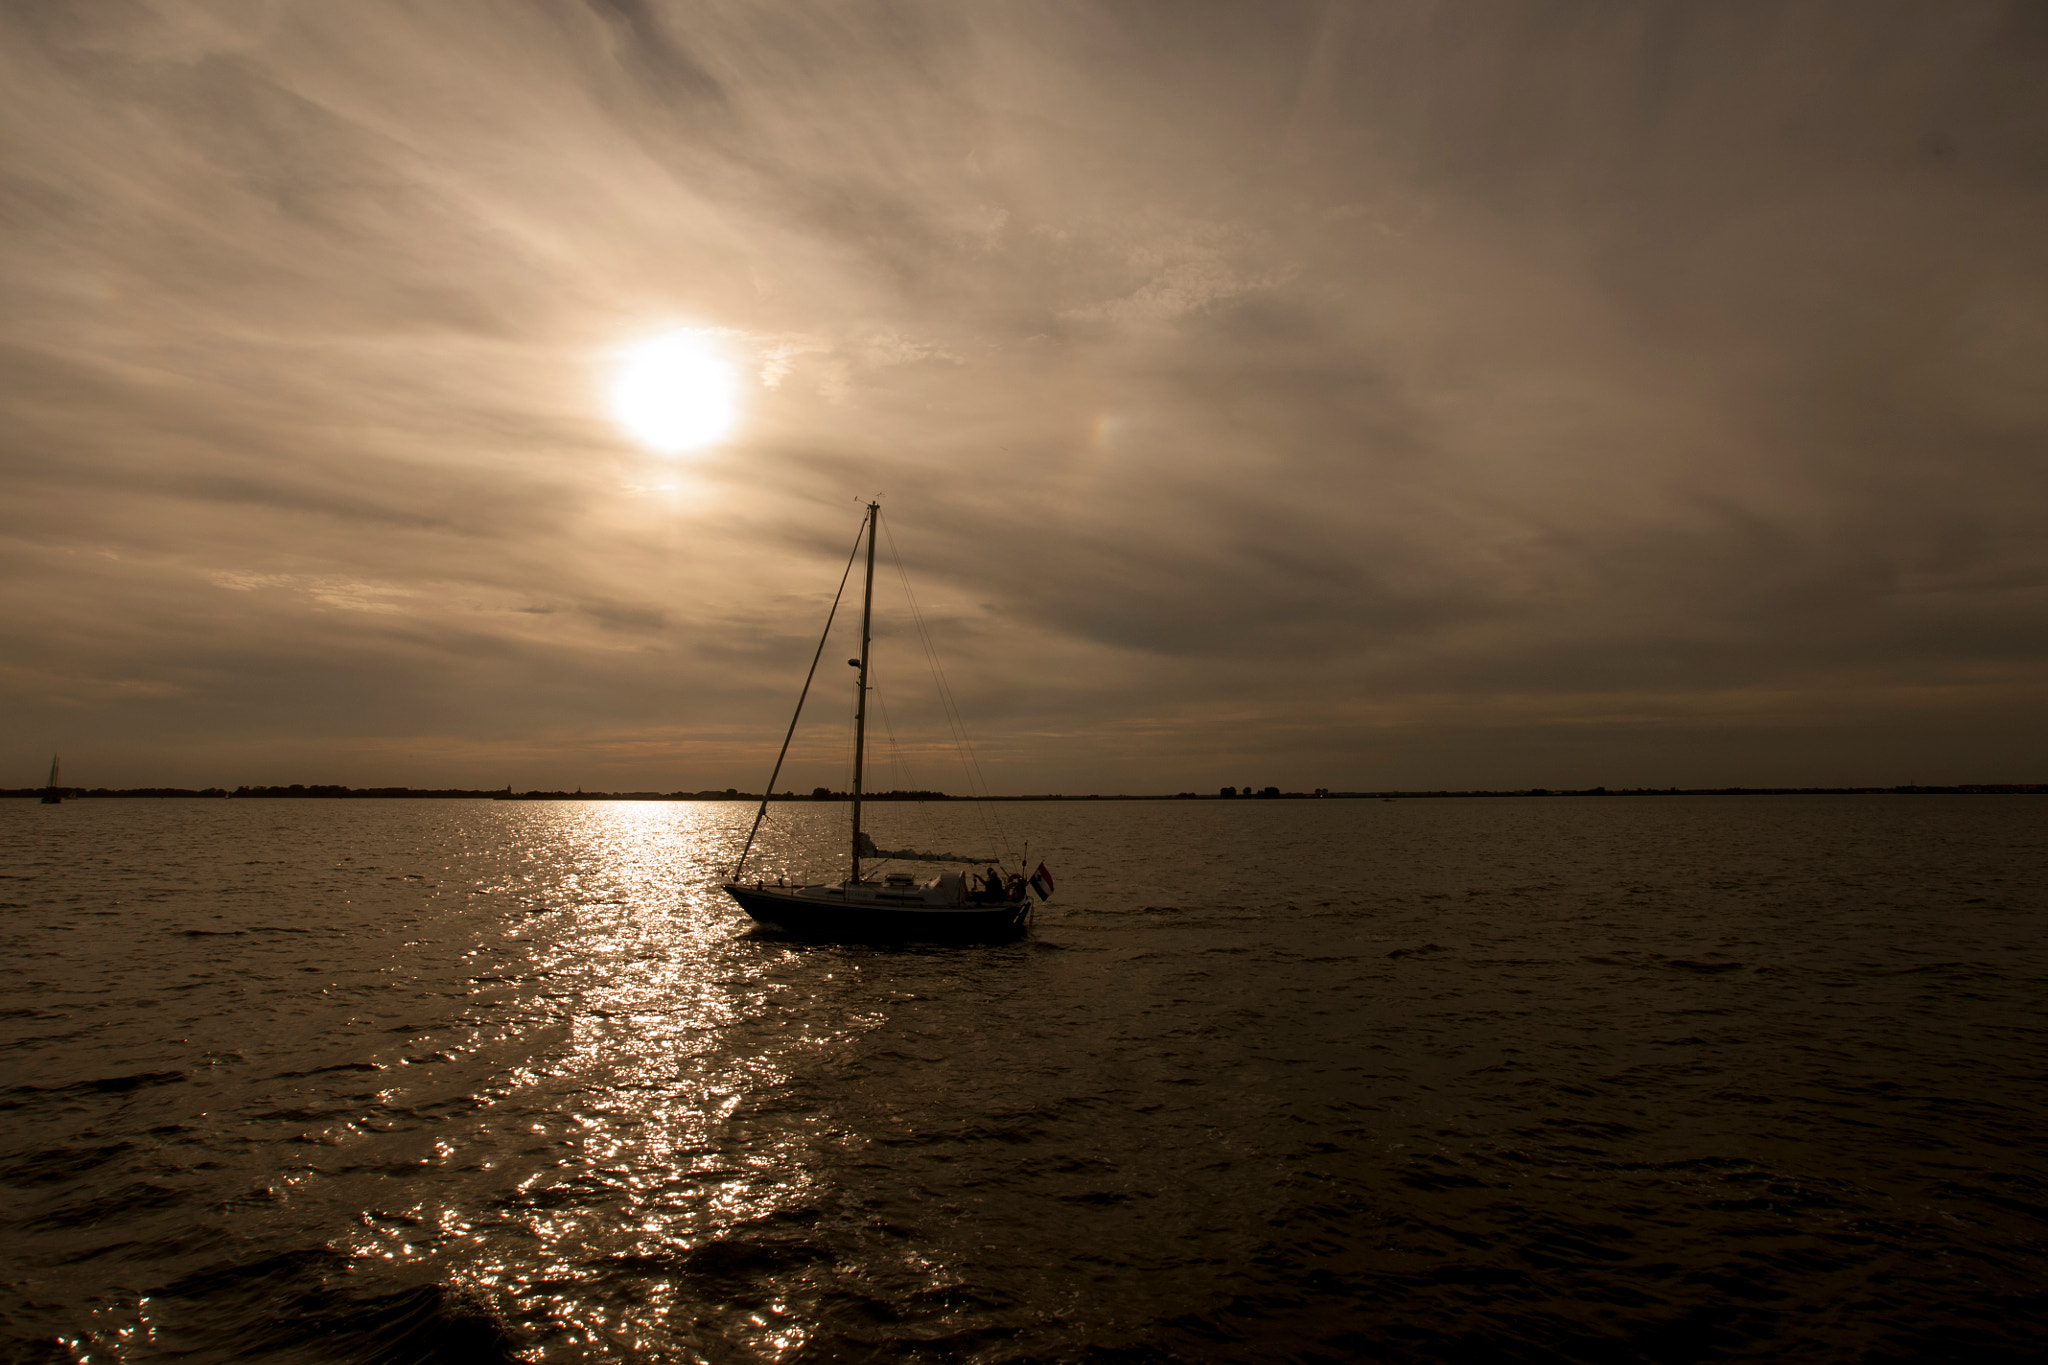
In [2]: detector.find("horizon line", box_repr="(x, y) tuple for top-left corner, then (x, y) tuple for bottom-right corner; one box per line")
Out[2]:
(11, 783), (2046, 801)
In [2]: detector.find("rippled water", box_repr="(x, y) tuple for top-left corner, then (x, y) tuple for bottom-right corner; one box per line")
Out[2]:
(3, 796), (2044, 1362)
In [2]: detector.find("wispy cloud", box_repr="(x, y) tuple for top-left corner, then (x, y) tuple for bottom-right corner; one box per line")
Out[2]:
(3, 1), (2044, 789)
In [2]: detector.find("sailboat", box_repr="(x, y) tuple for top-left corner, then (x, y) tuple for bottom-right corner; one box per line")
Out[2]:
(722, 502), (1047, 941)
(40, 755), (62, 804)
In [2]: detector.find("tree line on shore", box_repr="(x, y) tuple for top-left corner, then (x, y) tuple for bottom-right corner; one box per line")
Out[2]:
(9, 783), (2043, 800)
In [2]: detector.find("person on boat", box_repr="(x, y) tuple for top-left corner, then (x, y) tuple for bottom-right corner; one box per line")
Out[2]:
(979, 868), (1004, 902)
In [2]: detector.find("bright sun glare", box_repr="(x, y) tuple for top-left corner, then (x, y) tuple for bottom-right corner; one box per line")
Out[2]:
(610, 330), (738, 454)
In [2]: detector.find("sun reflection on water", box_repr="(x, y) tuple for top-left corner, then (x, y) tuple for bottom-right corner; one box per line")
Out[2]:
(326, 801), (882, 1360)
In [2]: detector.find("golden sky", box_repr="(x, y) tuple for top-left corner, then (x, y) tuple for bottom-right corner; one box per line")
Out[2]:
(4, 1), (2045, 791)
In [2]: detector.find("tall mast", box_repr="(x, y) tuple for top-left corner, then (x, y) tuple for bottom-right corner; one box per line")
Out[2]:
(849, 501), (878, 883)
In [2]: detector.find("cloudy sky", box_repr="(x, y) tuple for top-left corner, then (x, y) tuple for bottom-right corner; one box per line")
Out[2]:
(4, 0), (2044, 793)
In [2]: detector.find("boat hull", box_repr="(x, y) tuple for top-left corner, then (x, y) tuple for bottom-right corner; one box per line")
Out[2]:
(722, 883), (1030, 942)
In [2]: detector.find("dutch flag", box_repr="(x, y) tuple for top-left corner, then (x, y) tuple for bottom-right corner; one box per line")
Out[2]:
(1028, 862), (1055, 901)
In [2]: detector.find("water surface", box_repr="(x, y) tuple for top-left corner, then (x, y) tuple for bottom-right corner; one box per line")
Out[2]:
(3, 796), (2043, 1361)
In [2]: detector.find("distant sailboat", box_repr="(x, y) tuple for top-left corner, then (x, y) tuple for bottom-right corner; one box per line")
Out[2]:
(40, 755), (62, 805)
(722, 501), (1050, 940)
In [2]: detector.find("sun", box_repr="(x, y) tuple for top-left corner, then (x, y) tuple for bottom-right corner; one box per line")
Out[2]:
(610, 329), (738, 454)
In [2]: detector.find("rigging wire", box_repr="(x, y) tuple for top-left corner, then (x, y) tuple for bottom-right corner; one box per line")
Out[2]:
(879, 513), (1017, 867)
(864, 684), (906, 874)
(729, 521), (867, 881)
(872, 683), (913, 794)
(843, 672), (860, 802)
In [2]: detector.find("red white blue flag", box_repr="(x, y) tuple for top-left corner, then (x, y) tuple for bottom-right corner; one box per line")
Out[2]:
(1028, 863), (1055, 901)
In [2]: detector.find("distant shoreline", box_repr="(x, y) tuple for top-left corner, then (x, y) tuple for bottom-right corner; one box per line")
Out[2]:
(8, 784), (2043, 800)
